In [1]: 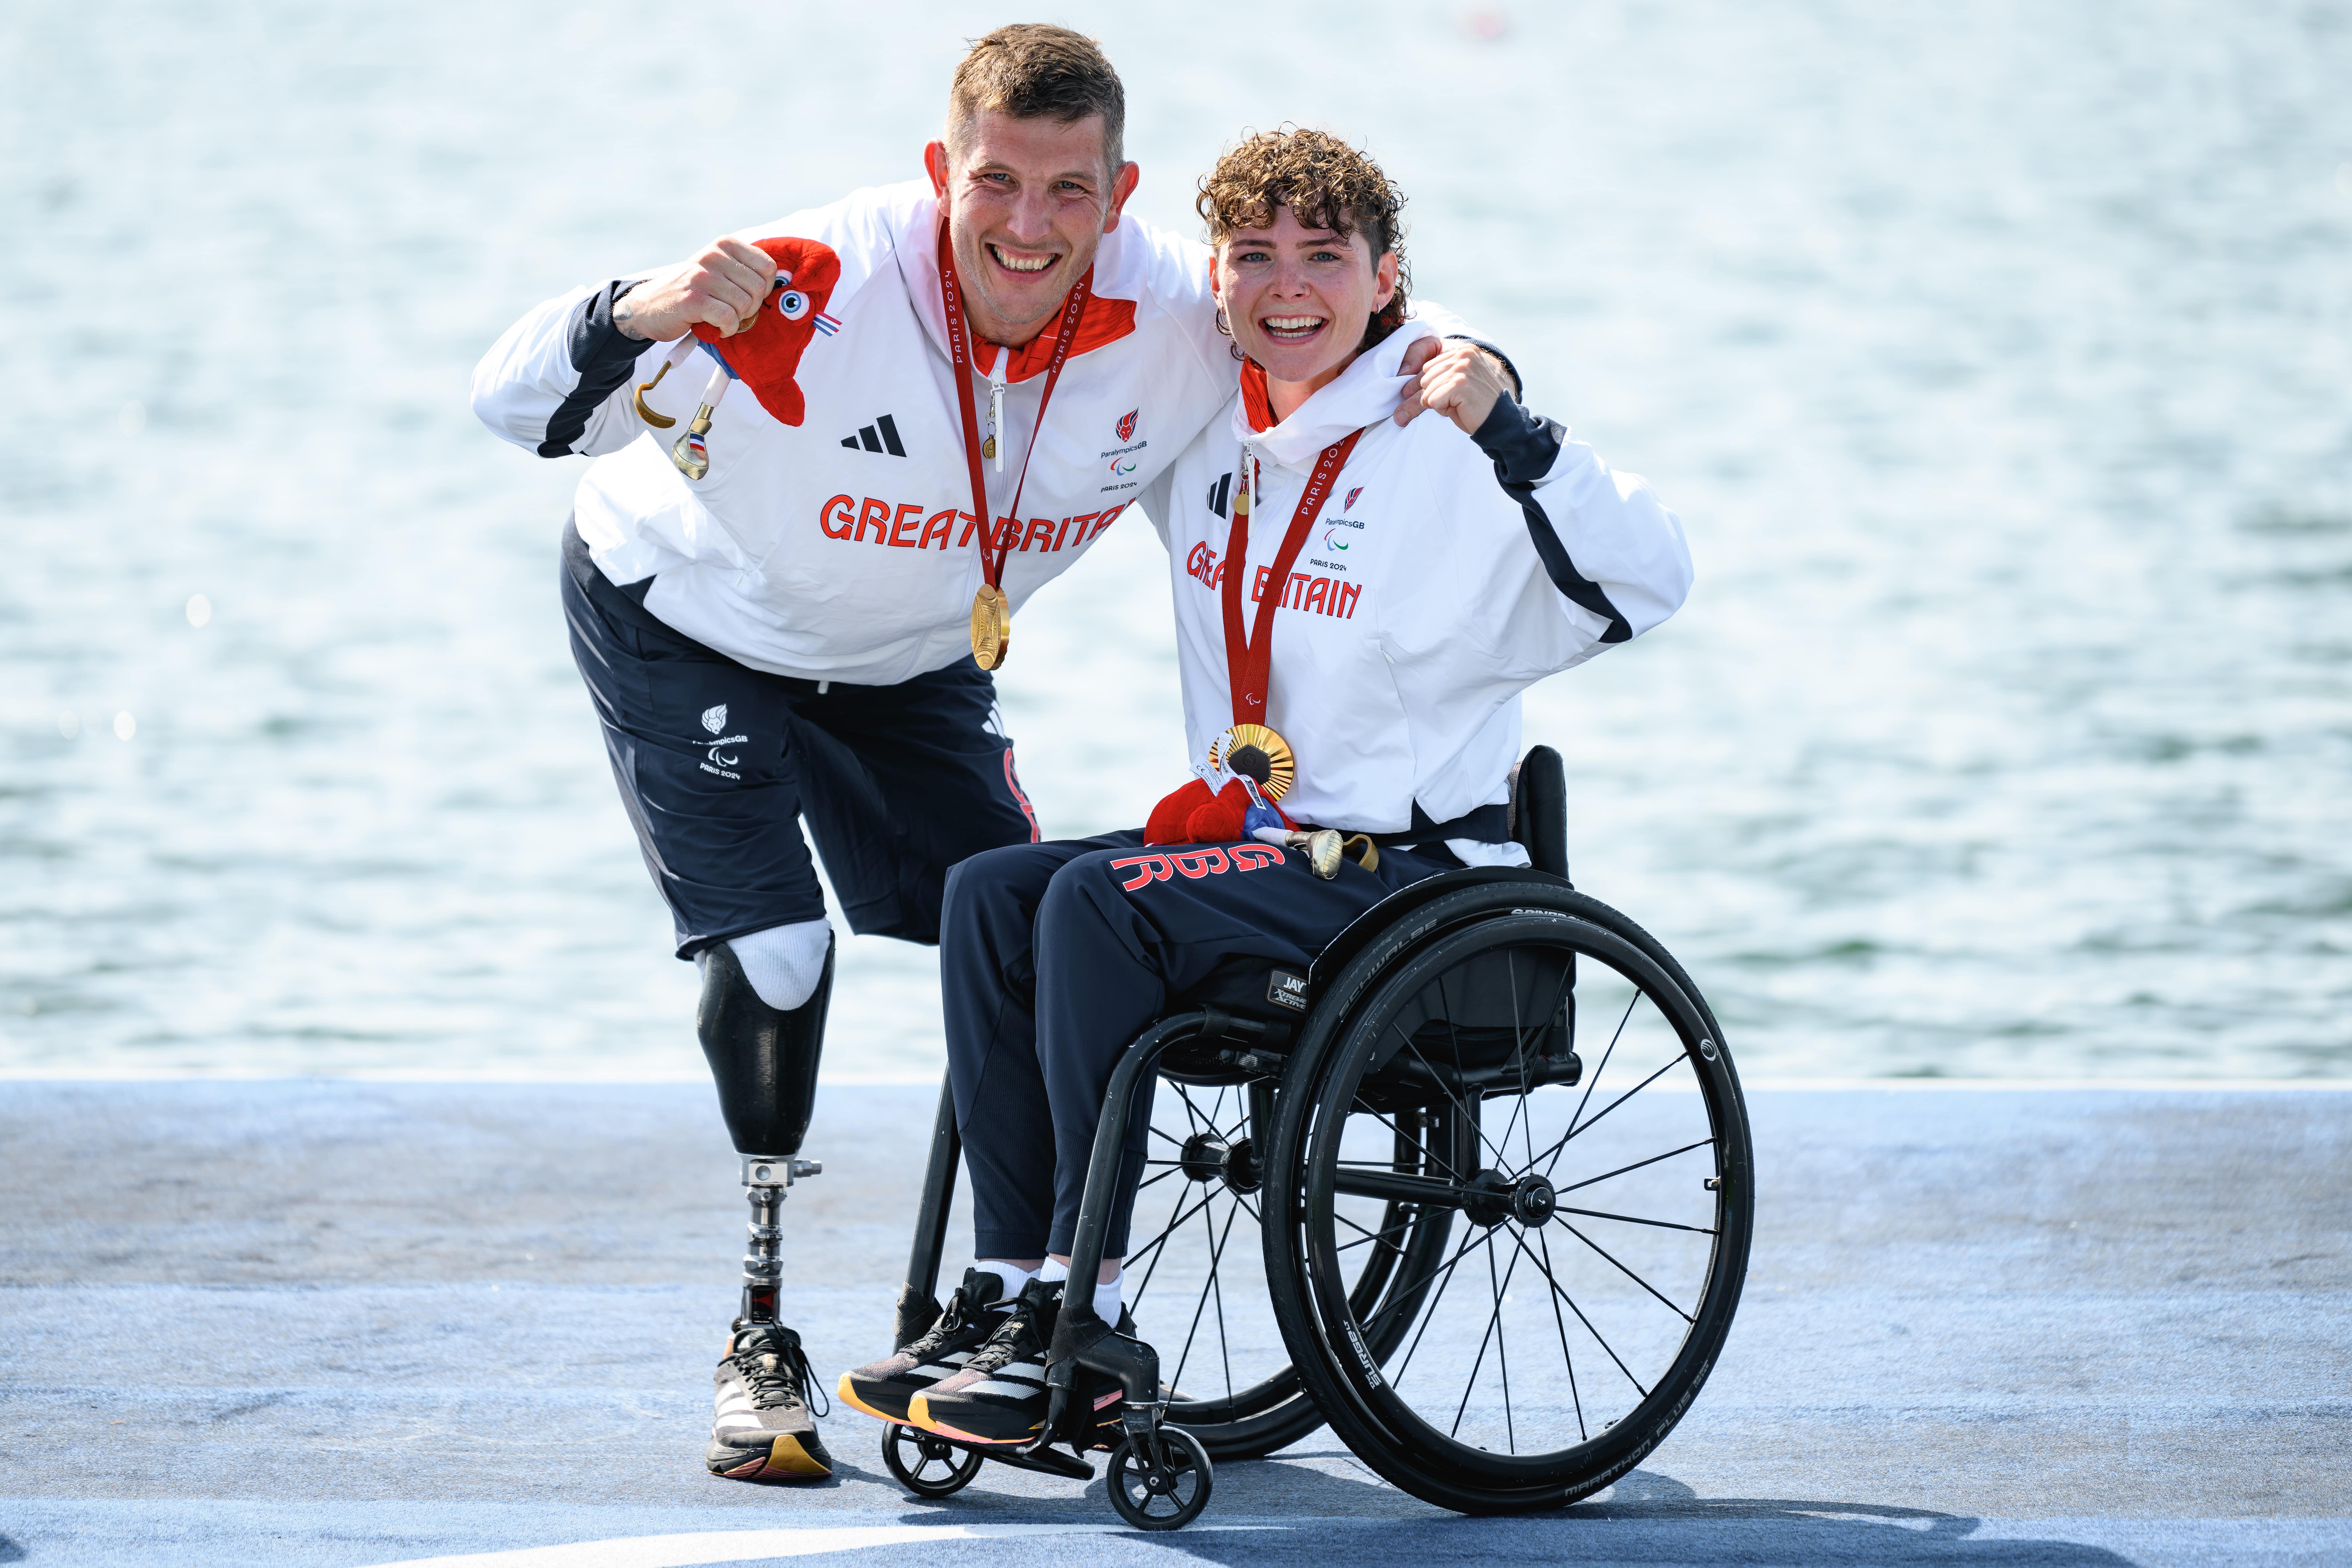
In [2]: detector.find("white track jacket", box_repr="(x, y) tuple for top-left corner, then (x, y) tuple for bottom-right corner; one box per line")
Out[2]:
(1152, 323), (1692, 849)
(472, 180), (1483, 686)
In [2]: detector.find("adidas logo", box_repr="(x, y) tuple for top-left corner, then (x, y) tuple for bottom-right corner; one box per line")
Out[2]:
(840, 414), (906, 456)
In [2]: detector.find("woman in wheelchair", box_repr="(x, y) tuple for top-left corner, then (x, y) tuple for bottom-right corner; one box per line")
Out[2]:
(841, 128), (1702, 1500)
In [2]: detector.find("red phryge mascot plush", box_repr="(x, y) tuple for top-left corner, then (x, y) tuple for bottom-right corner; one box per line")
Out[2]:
(1145, 743), (1295, 845)
(688, 236), (843, 427)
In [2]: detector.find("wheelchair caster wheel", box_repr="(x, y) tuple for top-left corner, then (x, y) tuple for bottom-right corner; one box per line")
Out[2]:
(881, 1422), (983, 1498)
(1106, 1425), (1211, 1531)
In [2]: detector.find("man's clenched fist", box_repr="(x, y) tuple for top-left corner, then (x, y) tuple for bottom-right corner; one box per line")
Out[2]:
(613, 237), (778, 341)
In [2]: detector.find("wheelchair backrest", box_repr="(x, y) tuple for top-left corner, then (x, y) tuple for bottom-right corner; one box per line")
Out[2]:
(1514, 744), (1568, 880)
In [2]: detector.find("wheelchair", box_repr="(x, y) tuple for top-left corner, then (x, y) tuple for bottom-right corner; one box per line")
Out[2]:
(875, 746), (1754, 1529)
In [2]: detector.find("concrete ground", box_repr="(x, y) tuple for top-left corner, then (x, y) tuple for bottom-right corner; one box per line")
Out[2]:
(2, 1080), (2346, 1566)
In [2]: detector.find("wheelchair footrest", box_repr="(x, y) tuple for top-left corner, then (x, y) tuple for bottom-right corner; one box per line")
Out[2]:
(988, 1443), (1096, 1481)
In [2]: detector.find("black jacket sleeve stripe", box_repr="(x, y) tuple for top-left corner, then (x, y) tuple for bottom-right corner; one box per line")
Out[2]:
(1471, 396), (1631, 643)
(538, 281), (649, 458)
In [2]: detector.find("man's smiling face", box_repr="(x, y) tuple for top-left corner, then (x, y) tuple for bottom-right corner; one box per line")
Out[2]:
(926, 109), (1139, 346)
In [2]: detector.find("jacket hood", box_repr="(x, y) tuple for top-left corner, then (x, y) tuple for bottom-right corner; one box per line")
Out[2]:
(1229, 320), (1439, 470)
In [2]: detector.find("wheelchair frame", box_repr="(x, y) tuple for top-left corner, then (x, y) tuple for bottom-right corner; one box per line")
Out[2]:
(876, 749), (1753, 1529)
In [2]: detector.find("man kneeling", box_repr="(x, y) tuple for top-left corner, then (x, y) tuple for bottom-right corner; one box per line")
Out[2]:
(841, 127), (1694, 1448)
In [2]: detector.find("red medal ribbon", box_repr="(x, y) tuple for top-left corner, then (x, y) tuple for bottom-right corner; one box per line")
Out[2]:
(1221, 427), (1364, 727)
(938, 216), (1092, 597)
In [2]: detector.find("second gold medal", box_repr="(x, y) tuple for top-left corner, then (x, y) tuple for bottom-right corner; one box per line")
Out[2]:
(970, 583), (1011, 671)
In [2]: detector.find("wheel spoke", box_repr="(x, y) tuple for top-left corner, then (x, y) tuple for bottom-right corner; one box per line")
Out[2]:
(1366, 1108), (1468, 1184)
(1556, 1203), (1716, 1236)
(1505, 1225), (1649, 1397)
(1177, 1086), (1213, 1145)
(1487, 949), (1540, 1175)
(1400, 1026), (1508, 1170)
(1561, 988), (1640, 1140)
(1517, 982), (1544, 1181)
(1497, 1235), (1518, 1453)
(1171, 1190), (1240, 1396)
(1558, 1220), (1694, 1323)
(1450, 1232), (1504, 1437)
(1214, 1089), (1251, 1148)
(1336, 1220), (1408, 1254)
(1127, 1183), (1219, 1309)
(1537, 1228), (1588, 1444)
(1211, 1208), (1235, 1403)
(1442, 1000), (1513, 1171)
(1398, 1027), (1490, 1158)
(1549, 1136), (1715, 1198)
(1563, 1053), (1689, 1152)
(1529, 1054), (1693, 1179)
(1449, 1229), (1526, 1447)
(1378, 988), (1503, 1171)
(1389, 1219), (1487, 1387)
(1360, 1212), (1477, 1340)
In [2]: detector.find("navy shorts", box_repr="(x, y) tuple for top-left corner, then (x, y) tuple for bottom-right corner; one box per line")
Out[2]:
(560, 521), (1040, 955)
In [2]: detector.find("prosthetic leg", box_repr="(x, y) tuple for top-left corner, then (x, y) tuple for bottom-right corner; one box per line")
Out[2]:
(697, 936), (833, 1323)
(697, 936), (837, 1481)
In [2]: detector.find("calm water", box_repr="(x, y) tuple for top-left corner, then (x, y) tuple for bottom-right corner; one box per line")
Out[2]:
(3, 0), (2347, 1080)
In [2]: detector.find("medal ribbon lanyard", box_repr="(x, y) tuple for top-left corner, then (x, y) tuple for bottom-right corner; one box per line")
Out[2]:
(939, 216), (1092, 611)
(1221, 427), (1364, 728)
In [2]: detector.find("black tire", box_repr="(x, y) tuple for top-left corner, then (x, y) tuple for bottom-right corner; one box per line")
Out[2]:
(880, 1422), (984, 1498)
(1132, 1073), (1460, 1461)
(1105, 1425), (1214, 1531)
(1263, 882), (1753, 1515)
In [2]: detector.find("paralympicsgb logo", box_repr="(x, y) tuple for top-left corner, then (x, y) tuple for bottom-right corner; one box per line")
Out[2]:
(698, 703), (749, 782)
(1115, 409), (1138, 443)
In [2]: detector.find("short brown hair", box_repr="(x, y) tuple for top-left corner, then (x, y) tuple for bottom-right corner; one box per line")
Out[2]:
(1197, 127), (1411, 349)
(946, 25), (1125, 179)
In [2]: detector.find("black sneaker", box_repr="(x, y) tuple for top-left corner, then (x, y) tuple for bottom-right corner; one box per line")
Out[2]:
(706, 1321), (833, 1481)
(836, 1268), (1009, 1425)
(909, 1281), (1141, 1448)
(907, 1279), (1058, 1446)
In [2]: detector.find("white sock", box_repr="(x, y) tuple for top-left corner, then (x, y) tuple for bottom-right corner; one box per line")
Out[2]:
(977, 1260), (1040, 1300)
(728, 919), (832, 1011)
(1033, 1261), (1121, 1321)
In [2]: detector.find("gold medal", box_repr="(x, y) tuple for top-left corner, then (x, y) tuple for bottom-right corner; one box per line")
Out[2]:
(1208, 723), (1295, 801)
(970, 582), (1011, 670)
(939, 219), (1088, 678)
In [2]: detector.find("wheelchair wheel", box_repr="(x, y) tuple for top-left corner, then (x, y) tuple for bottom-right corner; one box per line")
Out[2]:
(1264, 881), (1753, 1515)
(1106, 1425), (1213, 1531)
(880, 1421), (983, 1498)
(1129, 1074), (1462, 1461)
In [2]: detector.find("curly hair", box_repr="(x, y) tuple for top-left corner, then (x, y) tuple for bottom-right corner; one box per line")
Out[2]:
(1196, 127), (1410, 350)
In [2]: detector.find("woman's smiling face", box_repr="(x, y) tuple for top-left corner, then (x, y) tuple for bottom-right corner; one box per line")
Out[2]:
(1213, 205), (1399, 392)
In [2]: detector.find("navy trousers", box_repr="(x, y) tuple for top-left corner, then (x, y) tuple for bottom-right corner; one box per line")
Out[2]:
(560, 522), (1039, 954)
(942, 832), (1453, 1260)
